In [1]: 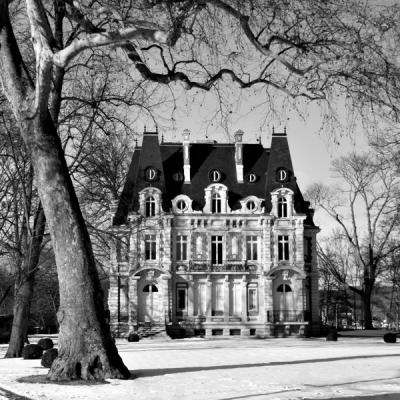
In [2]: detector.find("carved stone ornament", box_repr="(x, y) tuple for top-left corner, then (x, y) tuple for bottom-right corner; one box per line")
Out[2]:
(146, 269), (157, 283)
(282, 270), (289, 281)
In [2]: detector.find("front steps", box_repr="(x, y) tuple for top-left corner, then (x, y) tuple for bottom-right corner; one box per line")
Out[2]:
(137, 323), (168, 339)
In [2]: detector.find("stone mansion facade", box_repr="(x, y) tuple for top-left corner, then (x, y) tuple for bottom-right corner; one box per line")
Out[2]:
(108, 128), (320, 337)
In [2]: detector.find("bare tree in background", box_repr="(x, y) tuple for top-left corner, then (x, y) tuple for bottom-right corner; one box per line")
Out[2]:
(1, 0), (400, 381)
(307, 151), (400, 329)
(317, 232), (361, 328)
(0, 111), (47, 357)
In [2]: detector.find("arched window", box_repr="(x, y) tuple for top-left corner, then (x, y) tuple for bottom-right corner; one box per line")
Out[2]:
(277, 284), (292, 293)
(145, 196), (156, 216)
(278, 197), (288, 218)
(211, 193), (222, 213)
(143, 284), (158, 293)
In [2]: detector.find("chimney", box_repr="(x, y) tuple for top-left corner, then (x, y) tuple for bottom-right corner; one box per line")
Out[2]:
(183, 129), (191, 183)
(234, 130), (244, 183)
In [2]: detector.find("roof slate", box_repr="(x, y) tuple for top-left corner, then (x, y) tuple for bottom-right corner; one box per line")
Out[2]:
(113, 133), (315, 226)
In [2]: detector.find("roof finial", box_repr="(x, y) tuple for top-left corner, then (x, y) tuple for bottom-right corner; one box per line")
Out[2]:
(161, 133), (164, 143)
(144, 125), (147, 133)
(135, 137), (138, 147)
(284, 126), (287, 134)
(156, 125), (158, 133)
(272, 126), (275, 135)
(258, 135), (262, 145)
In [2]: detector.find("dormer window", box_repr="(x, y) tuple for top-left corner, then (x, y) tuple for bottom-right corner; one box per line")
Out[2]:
(145, 196), (156, 217)
(271, 188), (293, 218)
(277, 197), (288, 218)
(176, 199), (187, 211)
(211, 193), (222, 213)
(204, 183), (230, 213)
(246, 200), (256, 212)
(172, 195), (193, 214)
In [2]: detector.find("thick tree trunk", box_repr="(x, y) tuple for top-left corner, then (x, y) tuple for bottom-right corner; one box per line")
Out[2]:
(5, 278), (33, 357)
(27, 114), (129, 381)
(363, 287), (373, 330)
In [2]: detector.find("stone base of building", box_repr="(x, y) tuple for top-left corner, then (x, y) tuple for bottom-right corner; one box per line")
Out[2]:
(111, 321), (310, 339)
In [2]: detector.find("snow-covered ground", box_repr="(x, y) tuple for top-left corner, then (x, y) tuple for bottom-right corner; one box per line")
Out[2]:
(0, 336), (400, 400)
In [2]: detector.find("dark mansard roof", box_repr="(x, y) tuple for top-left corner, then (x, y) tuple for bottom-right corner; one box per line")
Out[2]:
(113, 131), (315, 226)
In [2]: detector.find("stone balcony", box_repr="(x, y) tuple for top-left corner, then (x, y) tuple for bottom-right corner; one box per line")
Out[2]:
(175, 260), (258, 273)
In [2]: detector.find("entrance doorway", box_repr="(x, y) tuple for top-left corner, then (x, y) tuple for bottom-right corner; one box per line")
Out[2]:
(275, 283), (294, 322)
(139, 284), (161, 323)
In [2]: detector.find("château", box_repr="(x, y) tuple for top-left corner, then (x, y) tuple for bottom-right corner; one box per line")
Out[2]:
(108, 128), (320, 338)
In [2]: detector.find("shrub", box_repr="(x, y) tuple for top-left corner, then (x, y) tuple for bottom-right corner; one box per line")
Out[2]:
(22, 344), (43, 359)
(167, 326), (186, 339)
(326, 331), (338, 341)
(41, 348), (58, 368)
(127, 333), (140, 342)
(37, 338), (54, 350)
(383, 332), (397, 343)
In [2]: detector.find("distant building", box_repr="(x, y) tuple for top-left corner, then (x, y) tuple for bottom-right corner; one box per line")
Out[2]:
(108, 128), (320, 337)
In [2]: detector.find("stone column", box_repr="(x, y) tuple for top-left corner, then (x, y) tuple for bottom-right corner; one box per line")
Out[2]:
(241, 275), (250, 336)
(241, 275), (248, 323)
(205, 277), (213, 337)
(224, 275), (230, 322)
(206, 275), (212, 320)
(264, 277), (274, 336)
(108, 274), (119, 333)
(188, 275), (194, 317)
(128, 276), (140, 332)
(161, 275), (170, 324)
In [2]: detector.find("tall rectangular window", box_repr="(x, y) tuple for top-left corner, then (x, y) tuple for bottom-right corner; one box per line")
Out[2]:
(145, 234), (157, 260)
(278, 235), (289, 261)
(211, 235), (223, 265)
(248, 284), (258, 313)
(176, 235), (188, 261)
(246, 236), (258, 261)
(211, 193), (222, 213)
(197, 283), (207, 315)
(212, 282), (224, 316)
(176, 282), (188, 316)
(229, 282), (242, 316)
(278, 197), (288, 218)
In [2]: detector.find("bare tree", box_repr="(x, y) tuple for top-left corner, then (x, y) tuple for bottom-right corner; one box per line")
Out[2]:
(317, 232), (361, 328)
(307, 151), (400, 329)
(1, 0), (399, 381)
(0, 110), (47, 357)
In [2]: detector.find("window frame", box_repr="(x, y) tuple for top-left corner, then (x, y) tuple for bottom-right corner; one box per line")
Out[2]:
(211, 235), (223, 265)
(246, 235), (258, 261)
(144, 234), (157, 260)
(247, 283), (258, 314)
(176, 234), (188, 261)
(278, 235), (289, 261)
(211, 193), (222, 213)
(176, 282), (188, 316)
(277, 197), (288, 218)
(145, 195), (156, 217)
